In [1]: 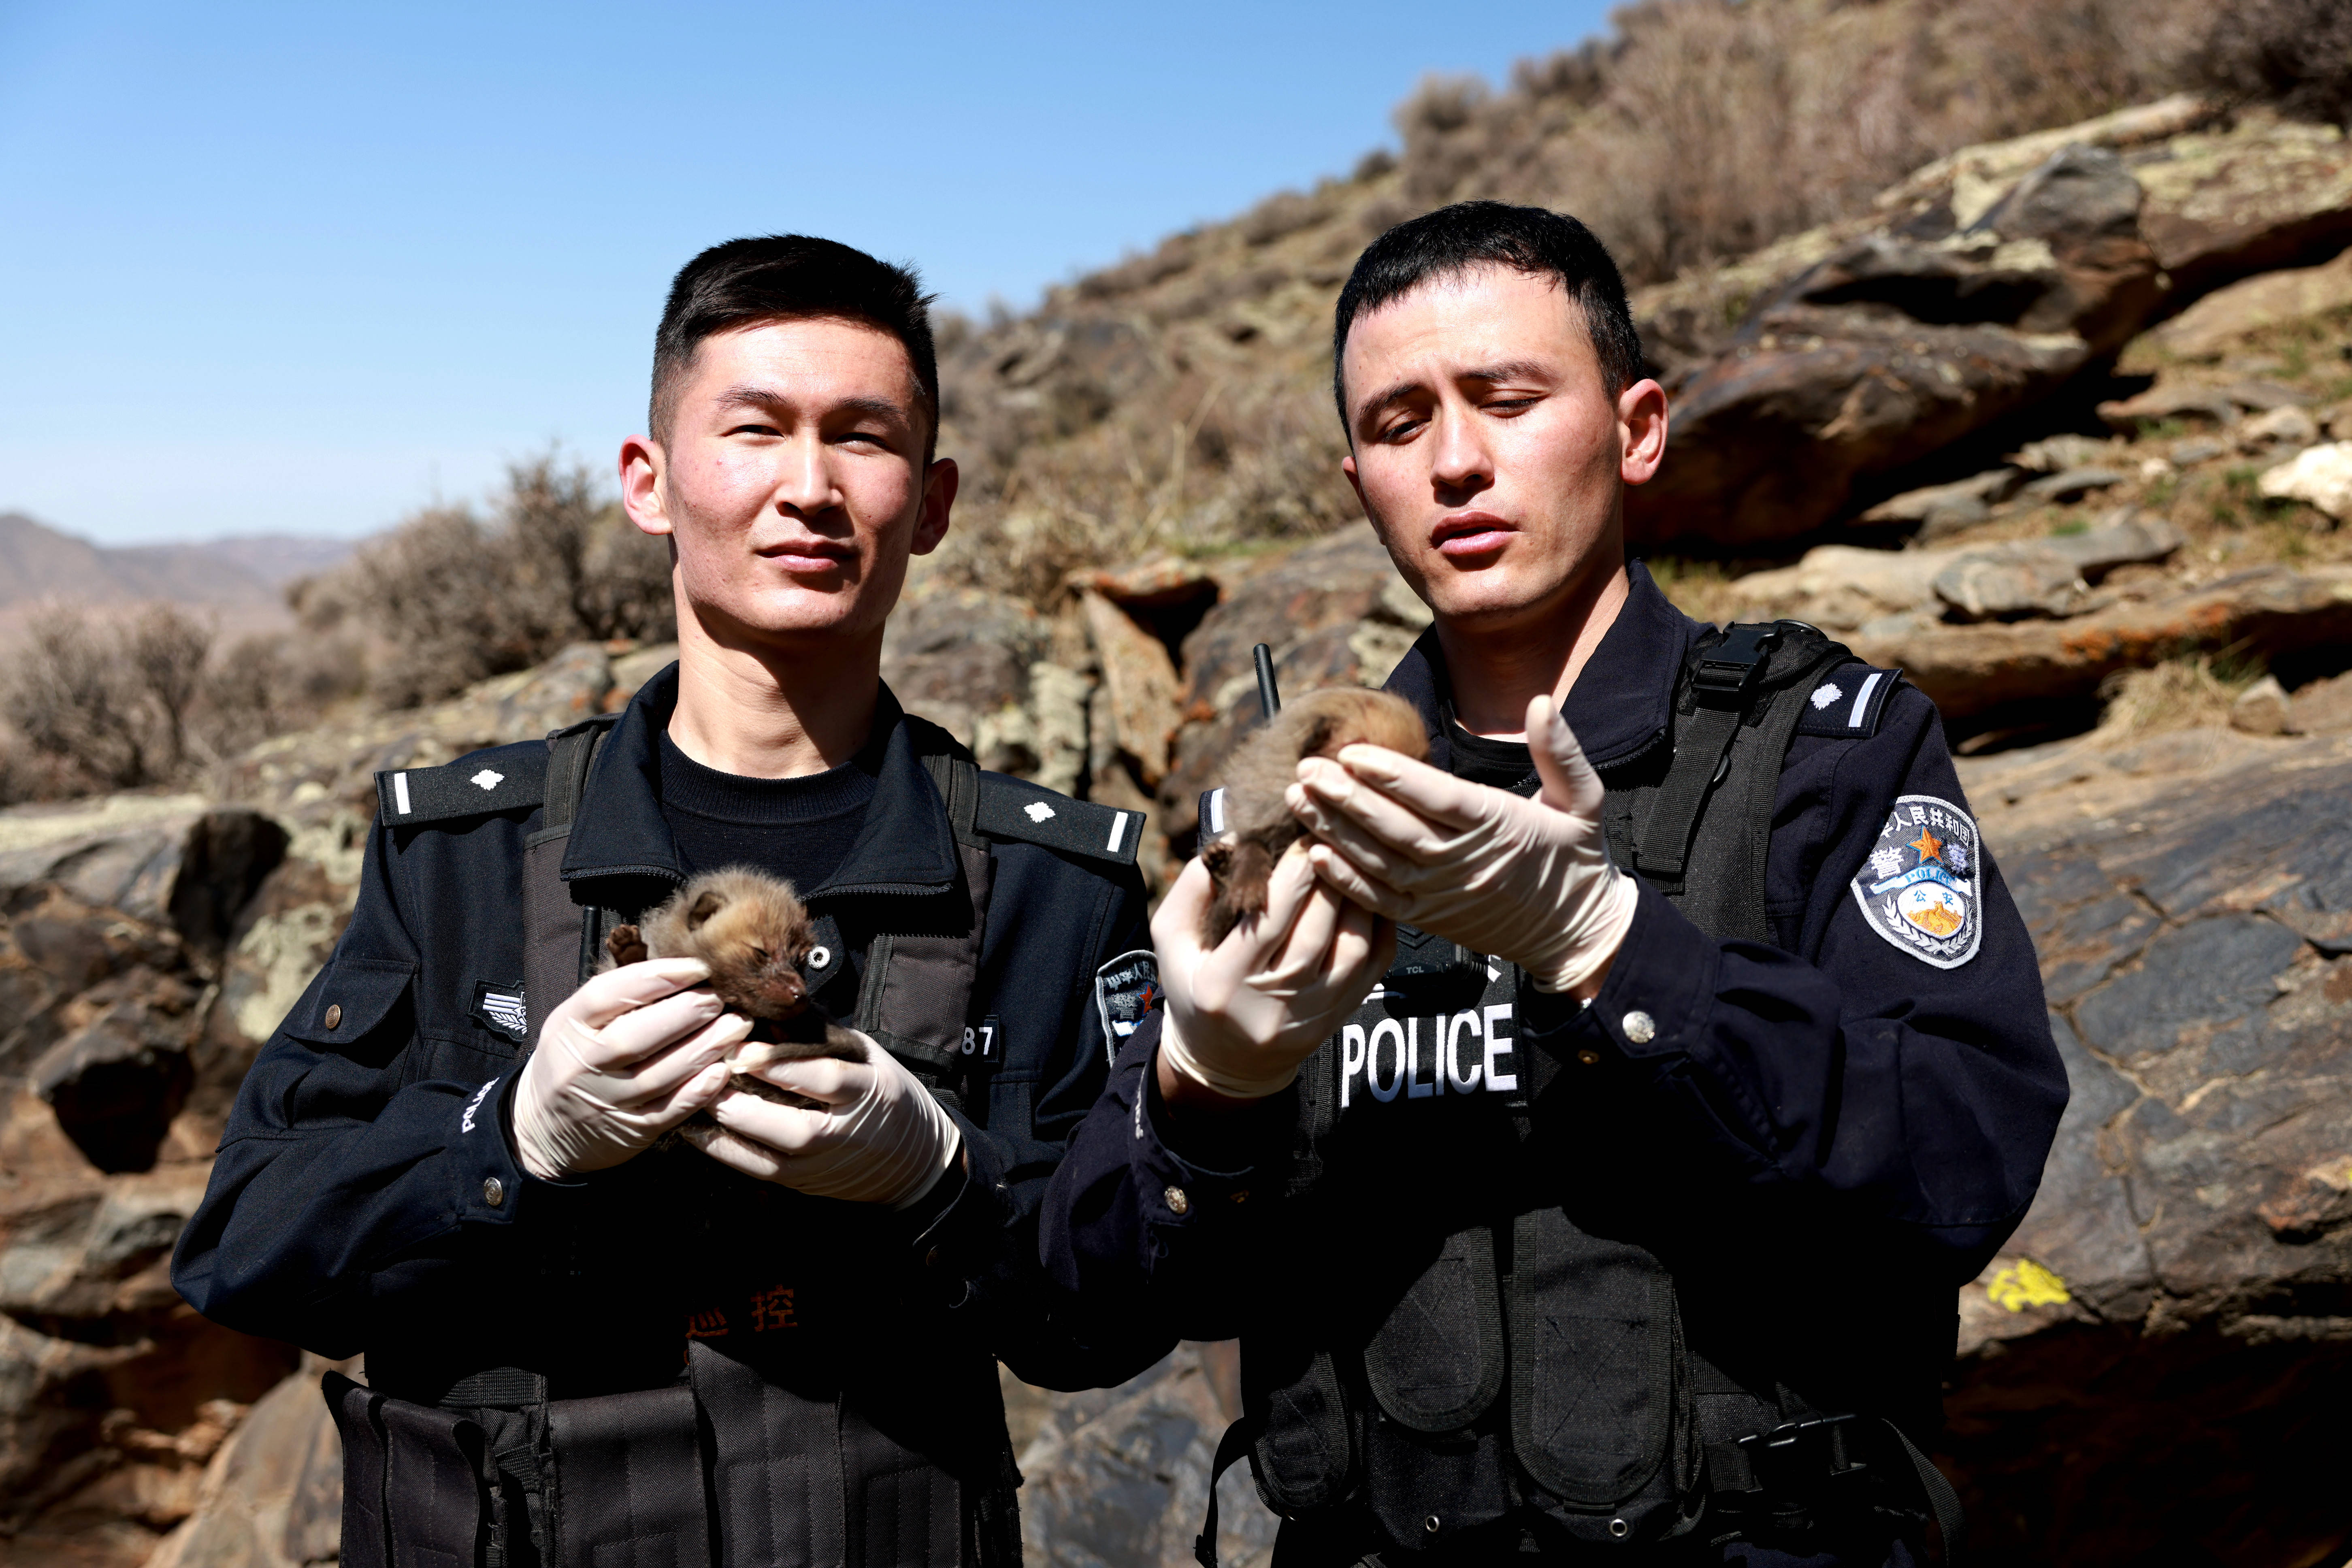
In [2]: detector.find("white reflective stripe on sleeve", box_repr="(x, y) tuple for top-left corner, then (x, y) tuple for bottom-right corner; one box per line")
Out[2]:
(1849, 673), (1884, 731)
(1106, 811), (1129, 852)
(392, 772), (412, 814)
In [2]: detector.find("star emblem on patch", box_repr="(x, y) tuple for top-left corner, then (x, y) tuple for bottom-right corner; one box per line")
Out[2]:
(1850, 794), (1982, 968)
(1023, 800), (1056, 823)
(471, 769), (504, 791)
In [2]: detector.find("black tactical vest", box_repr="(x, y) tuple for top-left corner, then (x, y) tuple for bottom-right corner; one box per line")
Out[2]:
(330, 711), (1025, 1568)
(1210, 625), (1963, 1563)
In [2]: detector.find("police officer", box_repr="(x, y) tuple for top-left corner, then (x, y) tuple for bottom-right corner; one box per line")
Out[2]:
(1044, 203), (2068, 1565)
(174, 236), (1165, 1567)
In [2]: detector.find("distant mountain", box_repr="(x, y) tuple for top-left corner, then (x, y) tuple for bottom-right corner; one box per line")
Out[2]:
(0, 511), (356, 612)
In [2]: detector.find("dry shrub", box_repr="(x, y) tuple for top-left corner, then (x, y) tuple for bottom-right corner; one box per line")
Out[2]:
(0, 605), (359, 802)
(2, 603), (212, 793)
(2192, 0), (2352, 127)
(2094, 656), (2255, 736)
(317, 454), (675, 708)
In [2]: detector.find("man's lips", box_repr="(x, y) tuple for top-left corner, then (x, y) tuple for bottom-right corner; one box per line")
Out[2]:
(756, 539), (853, 572)
(1430, 513), (1515, 558)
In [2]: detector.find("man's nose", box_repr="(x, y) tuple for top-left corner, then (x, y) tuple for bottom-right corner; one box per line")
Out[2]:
(773, 432), (841, 518)
(1429, 405), (1492, 498)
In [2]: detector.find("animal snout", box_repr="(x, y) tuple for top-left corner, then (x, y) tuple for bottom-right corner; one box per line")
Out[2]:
(763, 972), (808, 1013)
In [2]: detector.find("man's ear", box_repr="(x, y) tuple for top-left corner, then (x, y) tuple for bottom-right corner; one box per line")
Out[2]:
(911, 457), (959, 556)
(1342, 450), (1368, 518)
(1617, 379), (1669, 488)
(621, 434), (672, 537)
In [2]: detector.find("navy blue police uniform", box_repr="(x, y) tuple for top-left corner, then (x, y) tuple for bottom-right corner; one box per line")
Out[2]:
(1042, 562), (2068, 1564)
(173, 665), (1168, 1568)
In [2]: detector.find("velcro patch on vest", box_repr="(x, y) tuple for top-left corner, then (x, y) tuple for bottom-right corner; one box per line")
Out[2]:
(1795, 666), (1902, 739)
(1850, 793), (1982, 969)
(1093, 950), (1160, 1065)
(472, 980), (529, 1042)
(377, 755), (547, 824)
(976, 778), (1142, 867)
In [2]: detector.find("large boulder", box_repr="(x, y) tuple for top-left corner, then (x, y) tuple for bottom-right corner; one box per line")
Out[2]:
(1626, 110), (2352, 551)
(1942, 733), (2352, 1564)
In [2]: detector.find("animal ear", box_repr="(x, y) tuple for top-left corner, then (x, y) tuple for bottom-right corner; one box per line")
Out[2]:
(687, 889), (726, 929)
(1299, 714), (1338, 758)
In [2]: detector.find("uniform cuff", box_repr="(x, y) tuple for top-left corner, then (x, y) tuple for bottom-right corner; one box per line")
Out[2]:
(907, 1111), (1008, 1295)
(1137, 1030), (1291, 1224)
(1517, 880), (1718, 1061)
(458, 1071), (537, 1222)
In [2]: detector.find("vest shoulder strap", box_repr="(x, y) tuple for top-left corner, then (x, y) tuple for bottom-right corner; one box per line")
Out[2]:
(1623, 622), (1853, 944)
(520, 714), (626, 1044)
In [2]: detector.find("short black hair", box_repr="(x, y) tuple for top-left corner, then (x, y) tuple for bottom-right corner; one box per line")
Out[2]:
(651, 235), (940, 457)
(1332, 201), (1645, 430)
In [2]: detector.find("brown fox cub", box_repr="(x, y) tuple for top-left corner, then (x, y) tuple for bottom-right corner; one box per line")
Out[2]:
(605, 867), (865, 1109)
(1200, 687), (1429, 947)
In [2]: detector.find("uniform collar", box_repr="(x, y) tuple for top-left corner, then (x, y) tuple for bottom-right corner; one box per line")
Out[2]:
(1383, 560), (1695, 773)
(563, 662), (962, 897)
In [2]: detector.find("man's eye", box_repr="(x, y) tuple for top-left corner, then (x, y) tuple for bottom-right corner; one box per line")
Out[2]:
(726, 424), (781, 437)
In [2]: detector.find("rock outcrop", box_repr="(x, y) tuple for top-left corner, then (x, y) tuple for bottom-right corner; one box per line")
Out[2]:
(1625, 111), (2352, 550)
(1941, 716), (2352, 1564)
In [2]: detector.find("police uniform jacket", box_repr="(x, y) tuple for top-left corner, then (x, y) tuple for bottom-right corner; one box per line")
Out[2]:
(173, 667), (1164, 1540)
(1040, 563), (2069, 1556)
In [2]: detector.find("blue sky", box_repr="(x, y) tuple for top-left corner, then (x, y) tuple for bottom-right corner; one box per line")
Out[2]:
(0, 2), (1610, 546)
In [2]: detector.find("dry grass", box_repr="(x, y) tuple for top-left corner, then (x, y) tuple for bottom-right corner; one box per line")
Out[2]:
(2095, 656), (2260, 737)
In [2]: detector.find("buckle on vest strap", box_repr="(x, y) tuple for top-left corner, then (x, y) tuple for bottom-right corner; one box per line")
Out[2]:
(1692, 626), (1781, 708)
(1734, 1412), (1868, 1485)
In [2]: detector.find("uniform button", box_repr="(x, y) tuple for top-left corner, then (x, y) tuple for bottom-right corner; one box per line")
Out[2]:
(324, 1003), (343, 1030)
(1230, 1190), (1249, 1205)
(1576, 1048), (1603, 1067)
(1164, 1185), (1191, 1216)
(482, 1178), (504, 1207)
(925, 1246), (942, 1270)
(1620, 1010), (1656, 1044)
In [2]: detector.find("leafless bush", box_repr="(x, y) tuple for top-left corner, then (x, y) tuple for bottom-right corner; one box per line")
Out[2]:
(327, 454), (675, 708)
(2192, 0), (2352, 127)
(196, 631), (364, 760)
(1, 603), (213, 793)
(0, 605), (362, 802)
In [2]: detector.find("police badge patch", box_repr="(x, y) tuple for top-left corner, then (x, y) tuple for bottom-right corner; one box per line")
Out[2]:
(1093, 950), (1161, 1066)
(1850, 795), (1982, 969)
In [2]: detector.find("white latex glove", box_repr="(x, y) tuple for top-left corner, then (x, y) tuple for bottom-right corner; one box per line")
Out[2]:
(512, 957), (749, 1180)
(1150, 839), (1397, 1099)
(1290, 695), (1637, 996)
(683, 1031), (961, 1209)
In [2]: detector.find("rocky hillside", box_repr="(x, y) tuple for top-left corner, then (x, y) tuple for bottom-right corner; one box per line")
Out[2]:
(4, 38), (2352, 1568)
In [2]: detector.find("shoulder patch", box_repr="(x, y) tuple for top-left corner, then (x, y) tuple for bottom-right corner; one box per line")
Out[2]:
(1849, 794), (1982, 969)
(1093, 949), (1160, 1065)
(1796, 665), (1903, 739)
(376, 747), (548, 825)
(975, 775), (1142, 867)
